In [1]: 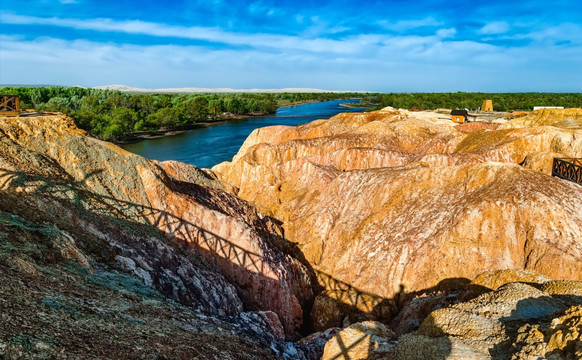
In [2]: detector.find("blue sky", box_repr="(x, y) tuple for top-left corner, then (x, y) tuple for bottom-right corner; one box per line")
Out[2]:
(1, 0), (581, 91)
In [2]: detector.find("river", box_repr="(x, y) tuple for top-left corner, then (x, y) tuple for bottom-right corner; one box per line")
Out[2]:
(121, 99), (360, 169)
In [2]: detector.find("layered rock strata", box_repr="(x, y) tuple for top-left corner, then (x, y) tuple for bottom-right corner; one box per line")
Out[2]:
(0, 114), (312, 338)
(213, 108), (582, 328)
(389, 280), (582, 359)
(0, 207), (306, 359)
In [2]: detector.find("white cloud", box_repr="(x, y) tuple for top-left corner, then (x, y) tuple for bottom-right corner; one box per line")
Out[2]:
(518, 23), (582, 44)
(0, 13), (356, 54)
(436, 28), (456, 38)
(377, 17), (443, 32)
(248, 2), (284, 17)
(477, 21), (510, 35)
(1, 14), (581, 91)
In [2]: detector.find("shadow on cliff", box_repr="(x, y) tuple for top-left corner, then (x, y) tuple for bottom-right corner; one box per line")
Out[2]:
(489, 293), (582, 359)
(1, 167), (487, 351)
(1, 167), (316, 339)
(314, 277), (490, 360)
(311, 273), (489, 327)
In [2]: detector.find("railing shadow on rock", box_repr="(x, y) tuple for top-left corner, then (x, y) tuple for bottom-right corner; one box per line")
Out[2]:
(314, 271), (397, 319)
(552, 158), (582, 185)
(1, 167), (400, 314)
(1, 166), (483, 343)
(0, 168), (268, 277)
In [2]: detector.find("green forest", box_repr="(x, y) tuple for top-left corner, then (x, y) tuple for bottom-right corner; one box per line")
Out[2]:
(364, 92), (582, 112)
(2, 86), (581, 142)
(0, 86), (360, 142)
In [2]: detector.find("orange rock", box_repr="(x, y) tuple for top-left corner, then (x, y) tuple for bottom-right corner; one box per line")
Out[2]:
(0, 114), (313, 338)
(214, 108), (582, 326)
(471, 269), (551, 290)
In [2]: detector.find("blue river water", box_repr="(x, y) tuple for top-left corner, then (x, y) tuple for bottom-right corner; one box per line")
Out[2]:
(121, 99), (360, 169)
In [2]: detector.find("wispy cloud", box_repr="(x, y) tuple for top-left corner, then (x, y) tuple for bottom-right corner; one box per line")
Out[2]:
(0, 13), (356, 53)
(1, 0), (581, 91)
(0, 13), (458, 56)
(3, 25), (580, 91)
(478, 21), (510, 35)
(518, 23), (582, 43)
(377, 17), (443, 32)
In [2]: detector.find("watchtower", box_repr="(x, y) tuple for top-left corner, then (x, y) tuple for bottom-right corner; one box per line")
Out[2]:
(0, 95), (20, 116)
(482, 99), (493, 112)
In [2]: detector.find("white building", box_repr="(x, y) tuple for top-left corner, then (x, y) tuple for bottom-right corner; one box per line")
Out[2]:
(533, 106), (564, 110)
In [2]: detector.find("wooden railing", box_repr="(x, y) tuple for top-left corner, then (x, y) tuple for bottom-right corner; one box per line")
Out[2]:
(552, 158), (582, 185)
(0, 95), (20, 116)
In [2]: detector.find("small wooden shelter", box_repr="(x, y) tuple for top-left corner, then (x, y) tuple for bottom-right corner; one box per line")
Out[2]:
(0, 95), (20, 116)
(451, 109), (469, 123)
(482, 99), (493, 112)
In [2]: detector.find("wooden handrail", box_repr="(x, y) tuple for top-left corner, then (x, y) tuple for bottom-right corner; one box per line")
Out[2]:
(552, 158), (582, 185)
(0, 95), (20, 116)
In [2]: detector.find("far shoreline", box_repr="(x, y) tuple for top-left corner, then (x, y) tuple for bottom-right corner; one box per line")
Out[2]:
(115, 99), (357, 144)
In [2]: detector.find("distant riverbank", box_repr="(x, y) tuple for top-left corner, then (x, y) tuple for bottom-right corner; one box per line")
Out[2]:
(116, 99), (351, 144)
(339, 100), (372, 109)
(117, 118), (240, 144)
(121, 99), (360, 168)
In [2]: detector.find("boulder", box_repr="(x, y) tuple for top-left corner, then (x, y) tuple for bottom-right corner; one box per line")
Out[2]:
(297, 327), (342, 360)
(321, 321), (397, 360)
(389, 281), (582, 359)
(471, 269), (551, 290)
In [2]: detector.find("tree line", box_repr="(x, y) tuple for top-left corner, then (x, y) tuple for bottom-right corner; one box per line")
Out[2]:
(0, 86), (360, 141)
(3, 87), (579, 141)
(363, 92), (582, 112)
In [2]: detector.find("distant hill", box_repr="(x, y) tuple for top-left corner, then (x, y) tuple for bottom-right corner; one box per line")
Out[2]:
(0, 84), (59, 88)
(93, 84), (348, 93)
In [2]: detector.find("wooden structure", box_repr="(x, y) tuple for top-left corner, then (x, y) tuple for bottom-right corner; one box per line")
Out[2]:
(506, 110), (529, 120)
(552, 158), (582, 185)
(482, 99), (493, 112)
(451, 109), (476, 123)
(0, 95), (20, 116)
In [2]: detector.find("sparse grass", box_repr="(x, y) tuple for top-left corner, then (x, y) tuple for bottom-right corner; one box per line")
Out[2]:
(65, 260), (162, 300)
(41, 296), (81, 317)
(0, 213), (60, 239)
(0, 212), (70, 265)
(8, 334), (34, 351)
(120, 313), (146, 325)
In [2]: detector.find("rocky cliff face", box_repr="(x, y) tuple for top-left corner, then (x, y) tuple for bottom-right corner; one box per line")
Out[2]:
(0, 113), (315, 358)
(3, 107), (581, 359)
(0, 206), (303, 359)
(389, 278), (582, 359)
(213, 108), (582, 329)
(320, 272), (582, 360)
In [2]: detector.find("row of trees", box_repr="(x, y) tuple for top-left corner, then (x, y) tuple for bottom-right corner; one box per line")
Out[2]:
(364, 93), (582, 112)
(0, 86), (357, 141)
(4, 87), (579, 141)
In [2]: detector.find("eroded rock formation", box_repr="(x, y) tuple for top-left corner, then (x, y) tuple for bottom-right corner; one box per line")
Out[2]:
(314, 270), (582, 360)
(213, 107), (582, 329)
(0, 113), (312, 353)
(321, 321), (397, 360)
(389, 280), (582, 359)
(3, 106), (581, 359)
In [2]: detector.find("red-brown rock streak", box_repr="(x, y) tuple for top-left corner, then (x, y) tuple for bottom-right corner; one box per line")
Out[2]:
(213, 108), (582, 319)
